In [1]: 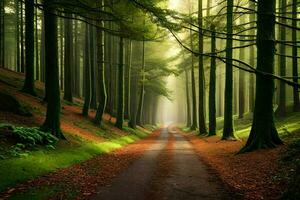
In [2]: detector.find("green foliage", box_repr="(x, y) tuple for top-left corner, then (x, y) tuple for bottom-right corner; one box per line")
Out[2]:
(0, 128), (149, 192)
(0, 124), (58, 148)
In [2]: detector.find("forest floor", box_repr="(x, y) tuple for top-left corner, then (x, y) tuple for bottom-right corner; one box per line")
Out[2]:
(0, 68), (155, 198)
(0, 68), (299, 199)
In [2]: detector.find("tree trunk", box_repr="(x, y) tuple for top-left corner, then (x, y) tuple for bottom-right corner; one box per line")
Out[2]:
(125, 39), (132, 120)
(276, 0), (287, 117)
(238, 38), (245, 119)
(73, 20), (80, 97)
(63, 14), (73, 102)
(15, 0), (21, 72)
(208, 26), (216, 136)
(90, 27), (97, 109)
(82, 23), (91, 117)
(185, 69), (191, 127)
(248, 1), (256, 113)
(41, 0), (64, 139)
(40, 14), (45, 82)
(115, 37), (124, 129)
(240, 0), (282, 153)
(292, 0), (300, 111)
(0, 0), (4, 67)
(94, 4), (107, 126)
(20, 1), (25, 72)
(22, 0), (36, 96)
(128, 43), (138, 129)
(190, 25), (197, 130)
(59, 18), (64, 90)
(222, 0), (235, 140)
(35, 0), (39, 80)
(136, 40), (145, 126)
(198, 0), (207, 135)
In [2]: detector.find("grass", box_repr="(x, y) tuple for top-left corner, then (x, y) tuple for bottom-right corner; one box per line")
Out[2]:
(0, 128), (149, 192)
(214, 112), (300, 140)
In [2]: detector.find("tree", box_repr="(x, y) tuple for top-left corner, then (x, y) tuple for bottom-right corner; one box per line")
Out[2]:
(238, 38), (245, 119)
(41, 0), (64, 139)
(63, 13), (73, 103)
(35, 0), (39, 80)
(189, 3), (197, 130)
(240, 0), (282, 153)
(115, 37), (124, 129)
(22, 0), (36, 96)
(292, 0), (300, 112)
(15, 0), (21, 72)
(20, 1), (25, 72)
(0, 0), (4, 67)
(82, 24), (91, 117)
(208, 25), (216, 136)
(94, 0), (107, 126)
(222, 0), (235, 140)
(185, 69), (191, 127)
(198, 0), (207, 135)
(276, 0), (287, 117)
(136, 40), (145, 126)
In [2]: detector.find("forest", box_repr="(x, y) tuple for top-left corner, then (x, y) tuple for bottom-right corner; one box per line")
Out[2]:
(0, 0), (299, 199)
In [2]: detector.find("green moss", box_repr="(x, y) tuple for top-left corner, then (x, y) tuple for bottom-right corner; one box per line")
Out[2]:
(0, 129), (148, 192)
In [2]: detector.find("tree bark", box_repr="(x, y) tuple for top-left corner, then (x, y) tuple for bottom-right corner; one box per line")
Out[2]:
(63, 13), (73, 102)
(35, 0), (39, 80)
(115, 37), (124, 129)
(240, 0), (282, 153)
(136, 40), (145, 126)
(82, 23), (91, 117)
(276, 0), (287, 117)
(15, 0), (21, 72)
(222, 0), (235, 140)
(208, 25), (216, 136)
(94, 3), (107, 126)
(238, 37), (245, 119)
(248, 1), (256, 113)
(41, 0), (64, 139)
(198, 0), (207, 135)
(292, 0), (300, 111)
(185, 69), (191, 127)
(22, 0), (36, 96)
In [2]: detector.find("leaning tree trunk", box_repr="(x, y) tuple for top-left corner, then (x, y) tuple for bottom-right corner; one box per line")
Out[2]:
(41, 0), (64, 139)
(22, 0), (36, 96)
(276, 0), (287, 117)
(94, 3), (107, 126)
(63, 13), (73, 103)
(208, 25), (216, 136)
(292, 0), (300, 111)
(198, 0), (207, 135)
(240, 0), (283, 153)
(222, 0), (235, 140)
